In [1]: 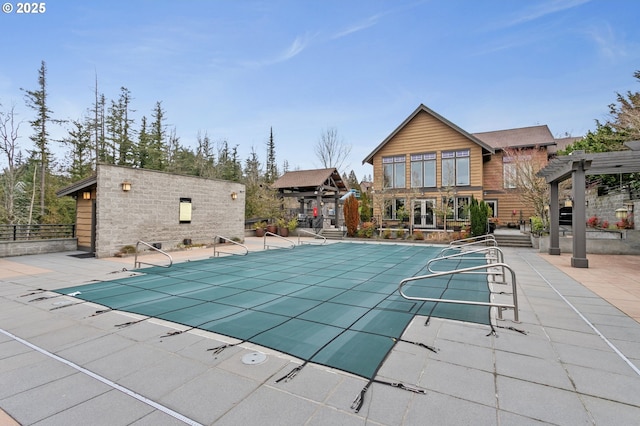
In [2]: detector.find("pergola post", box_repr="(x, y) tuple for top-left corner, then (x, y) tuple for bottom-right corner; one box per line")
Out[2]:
(548, 180), (561, 255)
(571, 159), (588, 268)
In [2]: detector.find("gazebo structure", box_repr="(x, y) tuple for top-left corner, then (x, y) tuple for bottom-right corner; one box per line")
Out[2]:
(272, 168), (349, 230)
(537, 142), (640, 268)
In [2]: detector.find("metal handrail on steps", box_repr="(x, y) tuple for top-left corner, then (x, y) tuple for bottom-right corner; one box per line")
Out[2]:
(427, 246), (507, 284)
(134, 240), (173, 269)
(297, 229), (327, 245)
(263, 232), (295, 250)
(398, 262), (519, 322)
(212, 235), (249, 257)
(448, 234), (496, 247)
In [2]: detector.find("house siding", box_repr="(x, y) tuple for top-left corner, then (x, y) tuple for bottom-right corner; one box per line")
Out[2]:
(482, 148), (548, 225)
(76, 197), (93, 250)
(371, 110), (484, 221)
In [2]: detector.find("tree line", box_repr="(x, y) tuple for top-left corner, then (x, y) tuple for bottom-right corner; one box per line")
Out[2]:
(0, 60), (363, 226)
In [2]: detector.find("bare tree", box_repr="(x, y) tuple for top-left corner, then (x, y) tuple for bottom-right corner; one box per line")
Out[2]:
(0, 103), (23, 223)
(502, 146), (550, 220)
(314, 127), (352, 172)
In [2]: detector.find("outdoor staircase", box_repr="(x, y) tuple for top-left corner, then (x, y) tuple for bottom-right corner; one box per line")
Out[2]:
(320, 228), (345, 240)
(493, 232), (533, 248)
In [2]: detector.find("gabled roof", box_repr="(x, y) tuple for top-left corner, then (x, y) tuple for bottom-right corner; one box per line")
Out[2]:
(362, 104), (495, 165)
(272, 168), (347, 191)
(472, 125), (556, 150)
(547, 135), (583, 155)
(56, 174), (97, 197)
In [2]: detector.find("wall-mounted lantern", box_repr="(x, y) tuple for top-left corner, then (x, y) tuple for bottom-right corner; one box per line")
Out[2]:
(82, 191), (91, 200)
(615, 207), (629, 220)
(231, 192), (238, 200)
(121, 181), (132, 192)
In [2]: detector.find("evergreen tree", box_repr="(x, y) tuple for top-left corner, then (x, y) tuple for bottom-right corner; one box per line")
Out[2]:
(90, 75), (107, 168)
(216, 141), (242, 181)
(147, 101), (167, 170)
(347, 170), (359, 189)
(63, 118), (93, 180)
(194, 131), (216, 178)
(21, 60), (56, 220)
(265, 127), (278, 183)
(106, 87), (135, 166)
(137, 116), (150, 168)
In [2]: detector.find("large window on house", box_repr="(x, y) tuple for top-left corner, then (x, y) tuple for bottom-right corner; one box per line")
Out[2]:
(384, 198), (406, 220)
(442, 150), (470, 187)
(503, 158), (517, 189)
(410, 153), (436, 188)
(456, 196), (470, 220)
(383, 155), (406, 189)
(441, 196), (471, 221)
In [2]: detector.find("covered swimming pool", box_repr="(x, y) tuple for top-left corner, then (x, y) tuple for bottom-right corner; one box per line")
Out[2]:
(57, 242), (490, 380)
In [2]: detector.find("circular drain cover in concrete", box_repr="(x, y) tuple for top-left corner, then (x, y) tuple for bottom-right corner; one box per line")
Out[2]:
(242, 352), (267, 365)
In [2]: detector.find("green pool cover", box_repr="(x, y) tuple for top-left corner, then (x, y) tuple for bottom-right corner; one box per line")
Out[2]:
(57, 243), (489, 380)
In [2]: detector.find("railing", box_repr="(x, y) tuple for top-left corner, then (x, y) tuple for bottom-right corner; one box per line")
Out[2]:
(263, 232), (295, 250)
(438, 234), (497, 257)
(448, 234), (496, 247)
(297, 229), (327, 245)
(398, 263), (519, 322)
(0, 224), (76, 241)
(212, 235), (249, 257)
(134, 240), (173, 269)
(428, 246), (507, 284)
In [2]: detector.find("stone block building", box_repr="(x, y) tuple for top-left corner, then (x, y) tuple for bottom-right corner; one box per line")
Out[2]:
(58, 164), (245, 258)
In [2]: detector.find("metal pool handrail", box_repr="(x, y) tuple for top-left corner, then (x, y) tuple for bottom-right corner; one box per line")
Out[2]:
(428, 246), (507, 283)
(297, 229), (327, 245)
(212, 235), (249, 257)
(449, 234), (496, 246)
(398, 262), (519, 322)
(134, 240), (173, 269)
(263, 232), (295, 250)
(438, 238), (498, 258)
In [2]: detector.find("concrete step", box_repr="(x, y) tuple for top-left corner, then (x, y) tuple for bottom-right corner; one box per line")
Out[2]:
(320, 228), (345, 240)
(493, 233), (532, 248)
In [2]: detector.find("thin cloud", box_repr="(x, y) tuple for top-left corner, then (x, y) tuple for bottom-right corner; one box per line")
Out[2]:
(584, 23), (628, 59)
(499, 0), (592, 28)
(331, 14), (381, 40)
(278, 34), (310, 61)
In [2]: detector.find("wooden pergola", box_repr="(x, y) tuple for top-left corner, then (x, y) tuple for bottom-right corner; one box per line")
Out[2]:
(272, 168), (348, 229)
(537, 141), (640, 267)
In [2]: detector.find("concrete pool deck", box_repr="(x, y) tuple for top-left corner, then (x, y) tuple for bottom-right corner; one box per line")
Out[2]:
(1, 237), (640, 425)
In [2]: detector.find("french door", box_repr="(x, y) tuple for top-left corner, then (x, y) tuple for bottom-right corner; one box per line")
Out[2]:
(413, 199), (436, 228)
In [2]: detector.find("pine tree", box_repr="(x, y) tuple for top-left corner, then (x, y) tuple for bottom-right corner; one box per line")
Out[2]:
(148, 101), (167, 170)
(63, 118), (93, 180)
(265, 127), (278, 183)
(194, 131), (215, 178)
(90, 74), (107, 168)
(21, 60), (54, 220)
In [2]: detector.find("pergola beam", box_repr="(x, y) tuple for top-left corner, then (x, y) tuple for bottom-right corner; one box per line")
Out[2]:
(536, 145), (640, 268)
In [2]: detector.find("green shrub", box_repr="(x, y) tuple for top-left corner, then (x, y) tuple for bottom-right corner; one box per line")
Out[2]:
(530, 216), (544, 235)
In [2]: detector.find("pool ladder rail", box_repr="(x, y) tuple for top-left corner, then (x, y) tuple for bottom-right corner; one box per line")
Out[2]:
(398, 234), (519, 322)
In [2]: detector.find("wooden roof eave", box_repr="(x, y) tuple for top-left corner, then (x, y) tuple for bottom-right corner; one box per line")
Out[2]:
(362, 104), (495, 165)
(56, 175), (97, 197)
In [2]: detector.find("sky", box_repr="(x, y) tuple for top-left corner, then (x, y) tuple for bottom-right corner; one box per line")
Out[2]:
(1, 0), (639, 180)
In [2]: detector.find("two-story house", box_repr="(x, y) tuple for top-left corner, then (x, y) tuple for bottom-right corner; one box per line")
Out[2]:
(362, 104), (559, 229)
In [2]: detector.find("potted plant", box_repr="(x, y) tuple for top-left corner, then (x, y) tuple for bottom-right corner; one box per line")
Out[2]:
(253, 221), (266, 237)
(266, 222), (277, 234)
(276, 218), (288, 237)
(287, 217), (298, 235)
